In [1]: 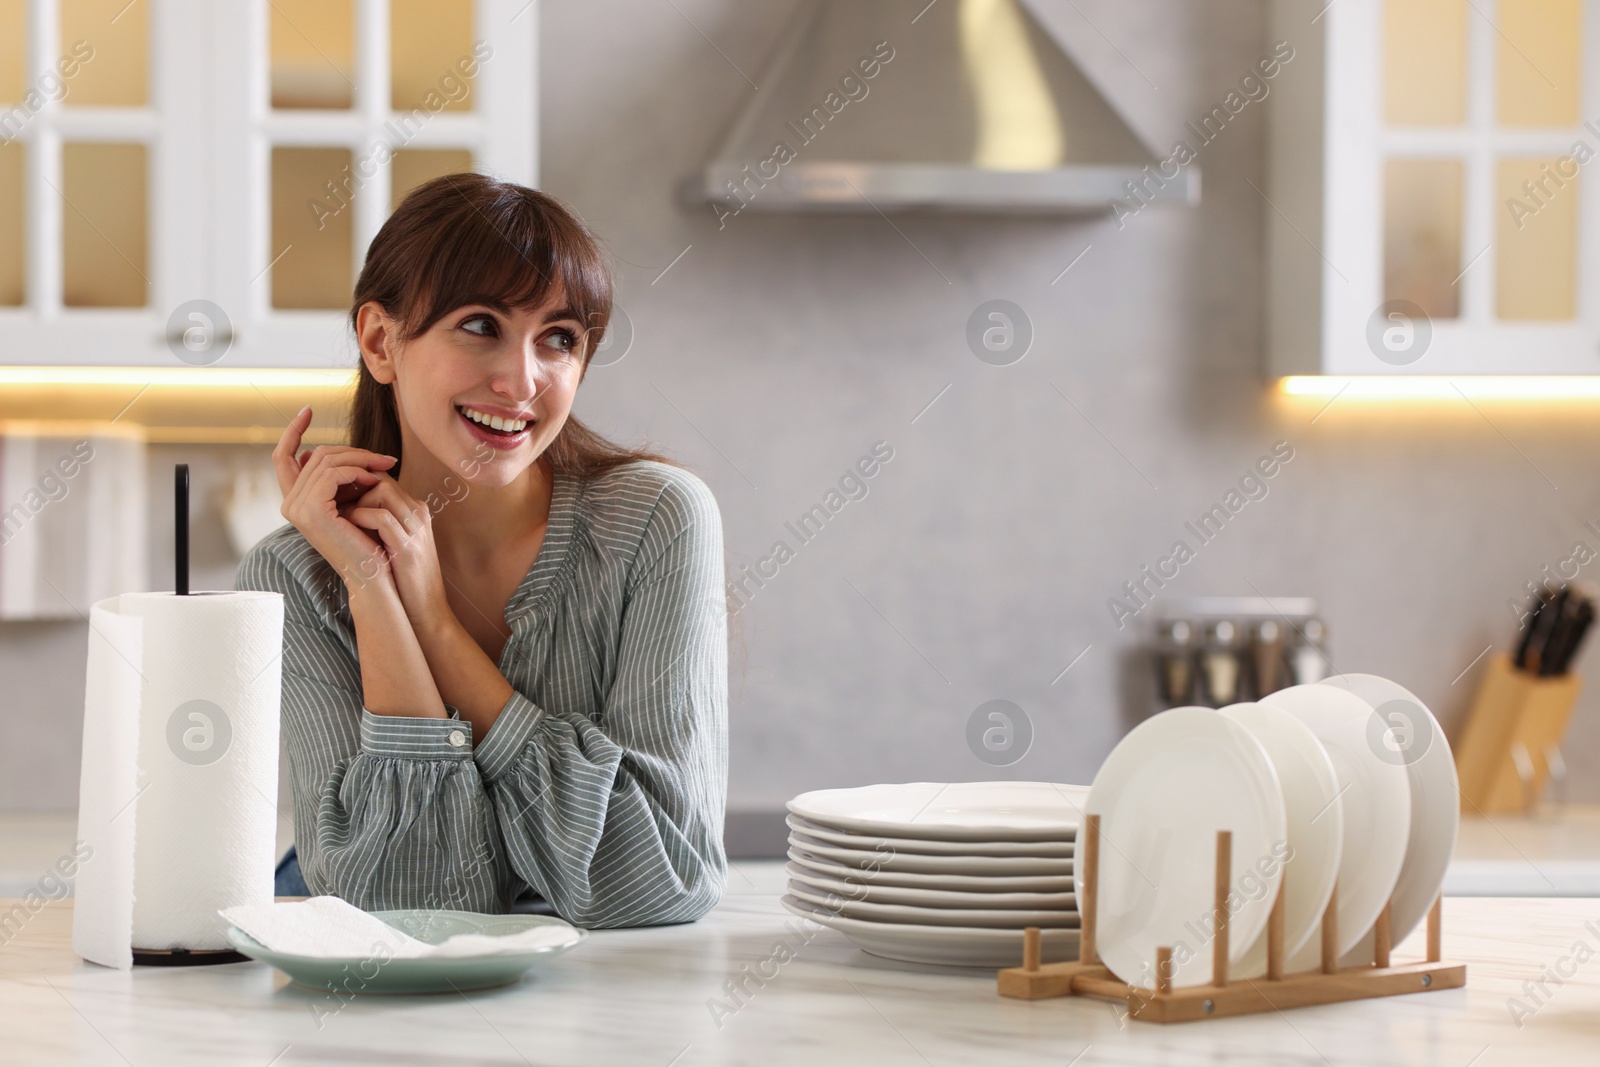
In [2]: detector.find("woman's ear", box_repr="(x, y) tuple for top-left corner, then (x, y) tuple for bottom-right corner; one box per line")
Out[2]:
(356, 302), (399, 385)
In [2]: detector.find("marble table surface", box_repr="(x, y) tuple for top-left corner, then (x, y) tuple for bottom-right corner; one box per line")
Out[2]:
(3, 866), (1599, 1066)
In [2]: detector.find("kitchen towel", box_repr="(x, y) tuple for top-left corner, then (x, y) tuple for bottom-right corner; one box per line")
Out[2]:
(218, 896), (582, 959)
(72, 590), (284, 970)
(0, 426), (147, 620)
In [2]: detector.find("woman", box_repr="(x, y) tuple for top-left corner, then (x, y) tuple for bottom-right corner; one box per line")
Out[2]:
(238, 174), (728, 927)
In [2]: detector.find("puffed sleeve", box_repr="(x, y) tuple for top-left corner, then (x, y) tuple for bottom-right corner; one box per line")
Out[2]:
(236, 532), (508, 913)
(469, 472), (730, 927)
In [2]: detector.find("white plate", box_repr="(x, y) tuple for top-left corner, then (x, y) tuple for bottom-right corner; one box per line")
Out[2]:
(785, 814), (1075, 857)
(781, 895), (1078, 967)
(225, 910), (585, 994)
(788, 849), (1075, 893)
(785, 864), (1077, 911)
(1081, 706), (1287, 989)
(785, 881), (1079, 929)
(787, 782), (1089, 842)
(1320, 673), (1459, 961)
(1262, 684), (1412, 969)
(789, 839), (1073, 877)
(1219, 702), (1344, 977)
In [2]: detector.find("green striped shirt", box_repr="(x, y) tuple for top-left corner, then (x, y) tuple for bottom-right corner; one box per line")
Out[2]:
(235, 460), (728, 927)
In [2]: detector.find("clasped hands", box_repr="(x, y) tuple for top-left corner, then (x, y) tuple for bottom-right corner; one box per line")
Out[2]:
(271, 406), (451, 620)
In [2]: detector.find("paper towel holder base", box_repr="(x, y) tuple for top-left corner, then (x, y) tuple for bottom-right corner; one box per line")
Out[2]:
(133, 947), (251, 967)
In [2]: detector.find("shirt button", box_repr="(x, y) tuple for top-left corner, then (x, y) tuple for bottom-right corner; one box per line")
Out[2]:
(447, 730), (466, 748)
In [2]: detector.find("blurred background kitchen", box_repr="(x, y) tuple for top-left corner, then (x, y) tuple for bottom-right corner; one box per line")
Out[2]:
(3, 0), (1599, 890)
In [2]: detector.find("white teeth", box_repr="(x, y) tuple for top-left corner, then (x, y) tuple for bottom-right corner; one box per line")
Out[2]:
(461, 406), (527, 432)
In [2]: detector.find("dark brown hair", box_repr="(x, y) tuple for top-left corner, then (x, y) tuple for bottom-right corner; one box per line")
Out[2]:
(347, 173), (673, 479)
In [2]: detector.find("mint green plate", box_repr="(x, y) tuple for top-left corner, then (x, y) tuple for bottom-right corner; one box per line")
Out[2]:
(224, 909), (586, 995)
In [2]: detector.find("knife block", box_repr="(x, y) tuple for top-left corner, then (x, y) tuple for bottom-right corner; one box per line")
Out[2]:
(1454, 654), (1582, 814)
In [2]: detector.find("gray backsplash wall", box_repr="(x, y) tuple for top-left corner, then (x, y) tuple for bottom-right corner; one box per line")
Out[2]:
(7, 0), (1600, 823)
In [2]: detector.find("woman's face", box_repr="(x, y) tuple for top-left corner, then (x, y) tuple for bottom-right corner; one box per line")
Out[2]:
(363, 290), (589, 488)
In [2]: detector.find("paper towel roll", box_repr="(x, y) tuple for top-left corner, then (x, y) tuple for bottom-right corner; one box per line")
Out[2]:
(72, 590), (284, 969)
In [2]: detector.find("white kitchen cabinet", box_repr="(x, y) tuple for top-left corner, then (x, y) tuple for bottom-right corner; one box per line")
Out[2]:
(1268, 0), (1600, 377)
(0, 0), (536, 370)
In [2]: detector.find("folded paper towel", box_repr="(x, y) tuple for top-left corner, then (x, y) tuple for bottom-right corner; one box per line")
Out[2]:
(219, 896), (583, 960)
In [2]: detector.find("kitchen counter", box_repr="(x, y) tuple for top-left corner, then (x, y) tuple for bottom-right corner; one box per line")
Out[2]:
(3, 868), (1599, 1066)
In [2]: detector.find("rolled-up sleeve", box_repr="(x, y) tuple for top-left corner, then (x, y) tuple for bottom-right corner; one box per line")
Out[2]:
(236, 543), (505, 913)
(474, 474), (730, 928)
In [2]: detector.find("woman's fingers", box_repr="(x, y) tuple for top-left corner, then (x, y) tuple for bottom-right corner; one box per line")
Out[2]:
(316, 444), (397, 462)
(348, 479), (427, 535)
(313, 463), (382, 497)
(344, 506), (429, 564)
(287, 448), (396, 507)
(302, 445), (398, 473)
(269, 439), (410, 582)
(271, 406), (314, 498)
(345, 506), (408, 547)
(347, 495), (428, 560)
(286, 463), (382, 520)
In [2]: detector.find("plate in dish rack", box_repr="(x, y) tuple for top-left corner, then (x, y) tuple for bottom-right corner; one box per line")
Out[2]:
(1262, 684), (1413, 970)
(1081, 706), (1288, 990)
(1318, 673), (1456, 965)
(1219, 701), (1344, 978)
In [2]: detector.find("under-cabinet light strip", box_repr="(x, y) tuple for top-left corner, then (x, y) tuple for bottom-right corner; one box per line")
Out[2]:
(1280, 376), (1600, 400)
(0, 366), (358, 388)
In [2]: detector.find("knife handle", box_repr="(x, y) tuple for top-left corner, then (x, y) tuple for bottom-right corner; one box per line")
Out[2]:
(1515, 593), (1547, 671)
(1550, 599), (1595, 675)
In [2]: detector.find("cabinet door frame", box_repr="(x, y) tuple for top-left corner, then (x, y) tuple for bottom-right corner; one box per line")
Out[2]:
(0, 0), (538, 370)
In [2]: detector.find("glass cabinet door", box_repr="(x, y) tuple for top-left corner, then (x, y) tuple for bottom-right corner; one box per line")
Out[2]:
(1373, 0), (1594, 372)
(213, 0), (538, 366)
(0, 0), (537, 369)
(261, 0), (482, 313)
(0, 0), (160, 318)
(58, 0), (150, 309)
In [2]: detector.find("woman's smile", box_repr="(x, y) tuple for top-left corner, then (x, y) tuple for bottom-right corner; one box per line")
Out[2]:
(456, 403), (535, 449)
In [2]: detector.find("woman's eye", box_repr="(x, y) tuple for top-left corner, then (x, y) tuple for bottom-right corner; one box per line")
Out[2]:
(545, 329), (579, 355)
(461, 315), (497, 337)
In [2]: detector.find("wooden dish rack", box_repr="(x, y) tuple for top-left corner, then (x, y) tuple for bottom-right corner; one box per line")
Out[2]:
(997, 814), (1465, 1023)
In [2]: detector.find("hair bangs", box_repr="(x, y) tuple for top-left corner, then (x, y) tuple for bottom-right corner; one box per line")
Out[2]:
(391, 182), (613, 355)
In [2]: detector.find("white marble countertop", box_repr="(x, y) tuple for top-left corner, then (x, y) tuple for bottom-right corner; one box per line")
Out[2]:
(4, 866), (1600, 1066)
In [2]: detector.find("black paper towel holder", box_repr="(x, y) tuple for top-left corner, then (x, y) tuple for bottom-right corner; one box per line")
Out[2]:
(133, 945), (251, 967)
(174, 463), (189, 596)
(166, 468), (227, 600)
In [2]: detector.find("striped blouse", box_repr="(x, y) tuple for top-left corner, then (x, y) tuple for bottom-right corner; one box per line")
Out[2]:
(235, 459), (729, 927)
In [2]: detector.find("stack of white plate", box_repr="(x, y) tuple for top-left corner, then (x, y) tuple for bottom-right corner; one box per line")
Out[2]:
(1083, 674), (1459, 989)
(780, 781), (1088, 966)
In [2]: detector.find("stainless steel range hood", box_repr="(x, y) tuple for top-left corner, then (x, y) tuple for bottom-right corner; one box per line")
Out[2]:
(691, 0), (1198, 215)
